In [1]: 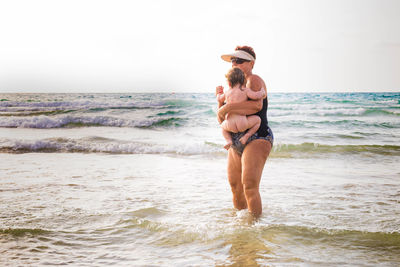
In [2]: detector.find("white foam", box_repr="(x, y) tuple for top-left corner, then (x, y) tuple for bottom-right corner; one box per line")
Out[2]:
(0, 115), (173, 129)
(0, 137), (225, 155)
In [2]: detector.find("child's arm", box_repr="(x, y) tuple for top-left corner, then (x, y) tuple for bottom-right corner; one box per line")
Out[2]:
(217, 77), (265, 123)
(216, 86), (225, 108)
(245, 87), (265, 100)
(216, 93), (225, 105)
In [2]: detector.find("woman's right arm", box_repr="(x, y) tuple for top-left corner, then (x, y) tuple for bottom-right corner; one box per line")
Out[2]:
(217, 100), (262, 124)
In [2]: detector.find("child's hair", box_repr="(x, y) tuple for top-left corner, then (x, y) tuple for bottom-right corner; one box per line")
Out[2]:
(225, 68), (246, 88)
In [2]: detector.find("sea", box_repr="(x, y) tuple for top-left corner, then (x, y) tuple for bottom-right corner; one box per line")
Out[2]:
(0, 92), (399, 266)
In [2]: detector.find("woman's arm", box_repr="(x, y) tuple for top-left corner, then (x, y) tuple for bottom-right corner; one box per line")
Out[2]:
(217, 75), (265, 123)
(217, 100), (262, 123)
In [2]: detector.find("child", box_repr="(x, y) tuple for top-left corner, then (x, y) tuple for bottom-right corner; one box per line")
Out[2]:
(216, 68), (265, 150)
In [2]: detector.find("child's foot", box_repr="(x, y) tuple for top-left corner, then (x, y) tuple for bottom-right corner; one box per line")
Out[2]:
(224, 142), (232, 150)
(239, 135), (250, 145)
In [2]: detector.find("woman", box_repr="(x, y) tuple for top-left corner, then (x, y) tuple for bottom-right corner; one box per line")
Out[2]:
(216, 45), (274, 217)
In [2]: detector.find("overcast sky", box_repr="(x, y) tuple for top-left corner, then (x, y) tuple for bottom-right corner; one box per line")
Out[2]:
(1, 0), (399, 93)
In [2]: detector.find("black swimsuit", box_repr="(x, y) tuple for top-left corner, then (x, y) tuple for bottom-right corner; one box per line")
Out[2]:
(230, 97), (274, 155)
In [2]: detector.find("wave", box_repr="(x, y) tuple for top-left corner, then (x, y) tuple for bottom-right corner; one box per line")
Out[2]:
(0, 105), (171, 114)
(269, 107), (400, 117)
(363, 108), (400, 116)
(0, 228), (50, 237)
(1, 138), (398, 157)
(272, 143), (400, 156)
(4, 114), (398, 130)
(156, 110), (184, 116)
(0, 109), (77, 117)
(0, 115), (187, 129)
(0, 106), (300, 118)
(261, 225), (400, 247)
(333, 134), (365, 140)
(0, 137), (225, 155)
(271, 119), (400, 129)
(0, 94), (211, 112)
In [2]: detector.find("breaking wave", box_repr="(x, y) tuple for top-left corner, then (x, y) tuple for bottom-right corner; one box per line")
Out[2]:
(0, 115), (187, 129)
(1, 138), (399, 157)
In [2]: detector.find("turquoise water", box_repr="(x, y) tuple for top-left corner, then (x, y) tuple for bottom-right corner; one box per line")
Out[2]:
(1, 92), (399, 266)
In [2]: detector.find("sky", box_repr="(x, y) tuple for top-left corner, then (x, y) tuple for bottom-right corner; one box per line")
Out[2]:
(1, 0), (399, 93)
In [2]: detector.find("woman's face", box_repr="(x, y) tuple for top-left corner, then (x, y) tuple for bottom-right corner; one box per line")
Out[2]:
(232, 59), (253, 75)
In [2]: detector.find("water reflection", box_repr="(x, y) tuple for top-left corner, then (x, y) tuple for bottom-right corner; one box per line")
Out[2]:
(217, 227), (273, 266)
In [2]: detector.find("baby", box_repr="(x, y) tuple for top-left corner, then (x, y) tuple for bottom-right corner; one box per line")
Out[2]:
(216, 68), (265, 150)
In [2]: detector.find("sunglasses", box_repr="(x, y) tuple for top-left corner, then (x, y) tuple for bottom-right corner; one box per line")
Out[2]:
(231, 57), (250, 64)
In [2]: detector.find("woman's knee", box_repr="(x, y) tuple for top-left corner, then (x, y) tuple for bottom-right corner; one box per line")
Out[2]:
(227, 151), (242, 187)
(243, 179), (258, 194)
(230, 181), (244, 195)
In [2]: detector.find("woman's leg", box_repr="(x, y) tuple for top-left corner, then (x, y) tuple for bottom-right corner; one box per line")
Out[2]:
(227, 148), (247, 210)
(241, 139), (272, 217)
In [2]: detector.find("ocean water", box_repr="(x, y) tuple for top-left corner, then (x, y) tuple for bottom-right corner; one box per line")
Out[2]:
(0, 92), (399, 266)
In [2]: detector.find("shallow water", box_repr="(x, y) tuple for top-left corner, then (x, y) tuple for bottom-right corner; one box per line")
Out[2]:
(1, 93), (399, 266)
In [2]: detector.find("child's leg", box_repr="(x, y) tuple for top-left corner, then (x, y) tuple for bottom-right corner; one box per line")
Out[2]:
(239, 115), (261, 145)
(222, 128), (233, 150)
(221, 119), (237, 133)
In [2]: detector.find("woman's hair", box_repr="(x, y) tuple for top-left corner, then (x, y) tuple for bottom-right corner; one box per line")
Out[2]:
(235, 45), (256, 60)
(225, 68), (246, 88)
